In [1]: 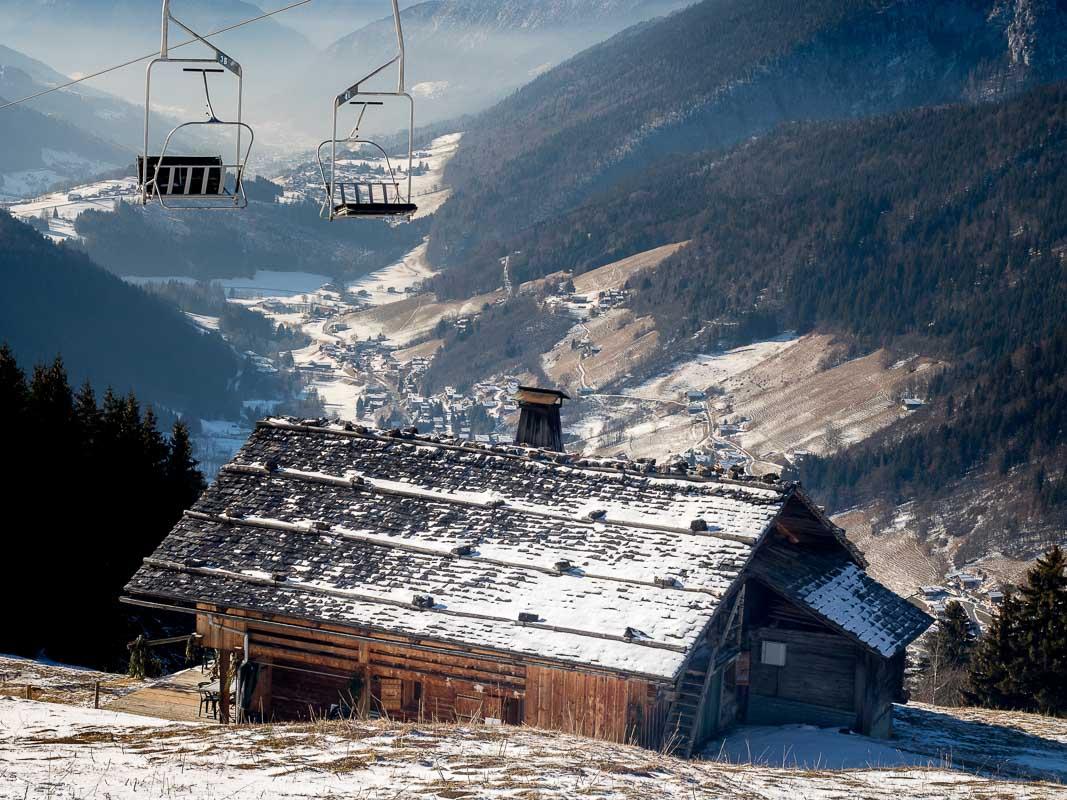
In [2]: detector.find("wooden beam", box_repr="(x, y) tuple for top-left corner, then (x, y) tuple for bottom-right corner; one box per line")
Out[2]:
(217, 649), (231, 724)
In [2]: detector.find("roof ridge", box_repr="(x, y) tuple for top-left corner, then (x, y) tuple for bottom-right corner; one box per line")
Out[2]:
(258, 416), (790, 495)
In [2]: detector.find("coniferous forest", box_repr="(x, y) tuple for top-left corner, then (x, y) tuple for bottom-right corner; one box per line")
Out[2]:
(0, 345), (205, 670)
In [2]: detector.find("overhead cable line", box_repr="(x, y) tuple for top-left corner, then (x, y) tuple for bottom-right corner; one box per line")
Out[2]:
(0, 0), (313, 113)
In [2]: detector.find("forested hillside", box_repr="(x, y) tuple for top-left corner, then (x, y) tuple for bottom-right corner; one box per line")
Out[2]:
(73, 189), (427, 281)
(430, 0), (1067, 273)
(0, 211), (240, 418)
(429, 79), (1067, 555)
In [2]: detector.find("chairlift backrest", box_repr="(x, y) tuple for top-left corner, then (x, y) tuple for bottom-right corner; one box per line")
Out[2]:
(139, 0), (254, 210)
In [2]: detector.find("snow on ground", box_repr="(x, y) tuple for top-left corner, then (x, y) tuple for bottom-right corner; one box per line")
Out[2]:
(718, 706), (1067, 782)
(716, 723), (937, 770)
(632, 334), (799, 402)
(346, 239), (435, 306)
(194, 419), (253, 477)
(217, 271), (333, 299)
(409, 132), (462, 219)
(570, 242), (690, 300)
(2, 698), (1063, 799)
(0, 655), (145, 710)
(5, 178), (139, 240)
(184, 312), (220, 332)
(342, 287), (505, 348)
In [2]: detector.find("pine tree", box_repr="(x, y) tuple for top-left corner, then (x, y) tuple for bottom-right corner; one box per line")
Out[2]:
(73, 381), (102, 450)
(933, 601), (975, 668)
(966, 547), (1067, 715)
(1016, 546), (1067, 715)
(0, 343), (28, 420)
(29, 356), (74, 430)
(167, 420), (207, 509)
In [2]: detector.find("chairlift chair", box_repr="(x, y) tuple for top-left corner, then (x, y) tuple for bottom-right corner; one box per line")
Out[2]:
(139, 0), (254, 210)
(317, 0), (417, 222)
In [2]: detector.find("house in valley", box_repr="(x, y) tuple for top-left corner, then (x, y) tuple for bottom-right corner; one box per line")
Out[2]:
(123, 391), (930, 756)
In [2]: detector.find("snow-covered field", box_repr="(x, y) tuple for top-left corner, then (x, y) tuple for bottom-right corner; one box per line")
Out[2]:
(2, 697), (1065, 799)
(5, 177), (139, 241)
(631, 334), (799, 402)
(346, 239), (435, 306)
(0, 655), (145, 710)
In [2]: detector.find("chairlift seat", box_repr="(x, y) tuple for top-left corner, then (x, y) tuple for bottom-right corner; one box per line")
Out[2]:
(137, 155), (228, 197)
(331, 181), (416, 218)
(333, 201), (418, 217)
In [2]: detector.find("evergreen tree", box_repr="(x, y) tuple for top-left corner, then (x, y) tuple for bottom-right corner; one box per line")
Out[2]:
(933, 601), (976, 668)
(966, 592), (1026, 711)
(966, 547), (1067, 716)
(1016, 547), (1067, 715)
(74, 381), (102, 449)
(0, 349), (208, 670)
(167, 421), (207, 512)
(0, 343), (28, 420)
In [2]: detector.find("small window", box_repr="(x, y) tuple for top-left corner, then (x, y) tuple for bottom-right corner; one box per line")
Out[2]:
(761, 641), (787, 667)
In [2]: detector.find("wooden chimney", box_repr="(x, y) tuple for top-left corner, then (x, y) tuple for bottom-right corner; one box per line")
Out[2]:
(514, 386), (569, 452)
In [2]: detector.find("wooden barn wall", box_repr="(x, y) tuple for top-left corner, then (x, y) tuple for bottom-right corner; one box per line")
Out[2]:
(525, 666), (664, 748)
(237, 619), (528, 723)
(195, 610), (667, 744)
(746, 627), (860, 731)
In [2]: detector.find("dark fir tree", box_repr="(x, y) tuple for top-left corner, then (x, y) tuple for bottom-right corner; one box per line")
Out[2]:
(933, 601), (975, 669)
(0, 345), (208, 670)
(1016, 547), (1067, 715)
(967, 547), (1067, 716)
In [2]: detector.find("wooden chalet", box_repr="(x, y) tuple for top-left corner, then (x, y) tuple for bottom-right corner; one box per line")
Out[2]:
(123, 411), (930, 755)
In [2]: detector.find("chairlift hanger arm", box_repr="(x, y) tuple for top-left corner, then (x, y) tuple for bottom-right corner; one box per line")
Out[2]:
(161, 0), (242, 76)
(335, 0), (406, 105)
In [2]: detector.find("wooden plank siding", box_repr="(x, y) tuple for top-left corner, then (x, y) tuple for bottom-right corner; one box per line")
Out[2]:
(525, 666), (665, 747)
(195, 608), (669, 745)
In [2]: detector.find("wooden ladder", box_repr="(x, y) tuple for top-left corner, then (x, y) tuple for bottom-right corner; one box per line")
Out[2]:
(664, 585), (746, 758)
(663, 648), (712, 757)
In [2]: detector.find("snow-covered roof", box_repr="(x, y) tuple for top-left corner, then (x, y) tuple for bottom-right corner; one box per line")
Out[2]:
(749, 544), (932, 658)
(125, 417), (918, 680)
(127, 418), (794, 680)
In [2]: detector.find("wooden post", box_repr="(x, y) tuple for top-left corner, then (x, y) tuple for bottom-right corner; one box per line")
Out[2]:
(218, 649), (231, 724)
(94, 681), (100, 710)
(24, 685), (31, 700)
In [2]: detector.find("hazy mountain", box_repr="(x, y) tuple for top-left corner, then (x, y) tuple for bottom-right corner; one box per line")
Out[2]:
(431, 0), (1067, 265)
(0, 0), (315, 138)
(0, 45), (152, 155)
(276, 0), (421, 42)
(276, 0), (689, 137)
(0, 95), (128, 199)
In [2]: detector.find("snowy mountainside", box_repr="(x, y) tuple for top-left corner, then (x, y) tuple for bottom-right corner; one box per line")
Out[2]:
(0, 99), (127, 200)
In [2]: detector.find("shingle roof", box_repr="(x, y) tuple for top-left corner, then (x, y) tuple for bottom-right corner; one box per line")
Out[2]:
(127, 418), (790, 680)
(749, 543), (933, 657)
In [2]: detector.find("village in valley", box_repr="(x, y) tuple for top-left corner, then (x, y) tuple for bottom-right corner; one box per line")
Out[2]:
(4, 1), (1067, 797)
